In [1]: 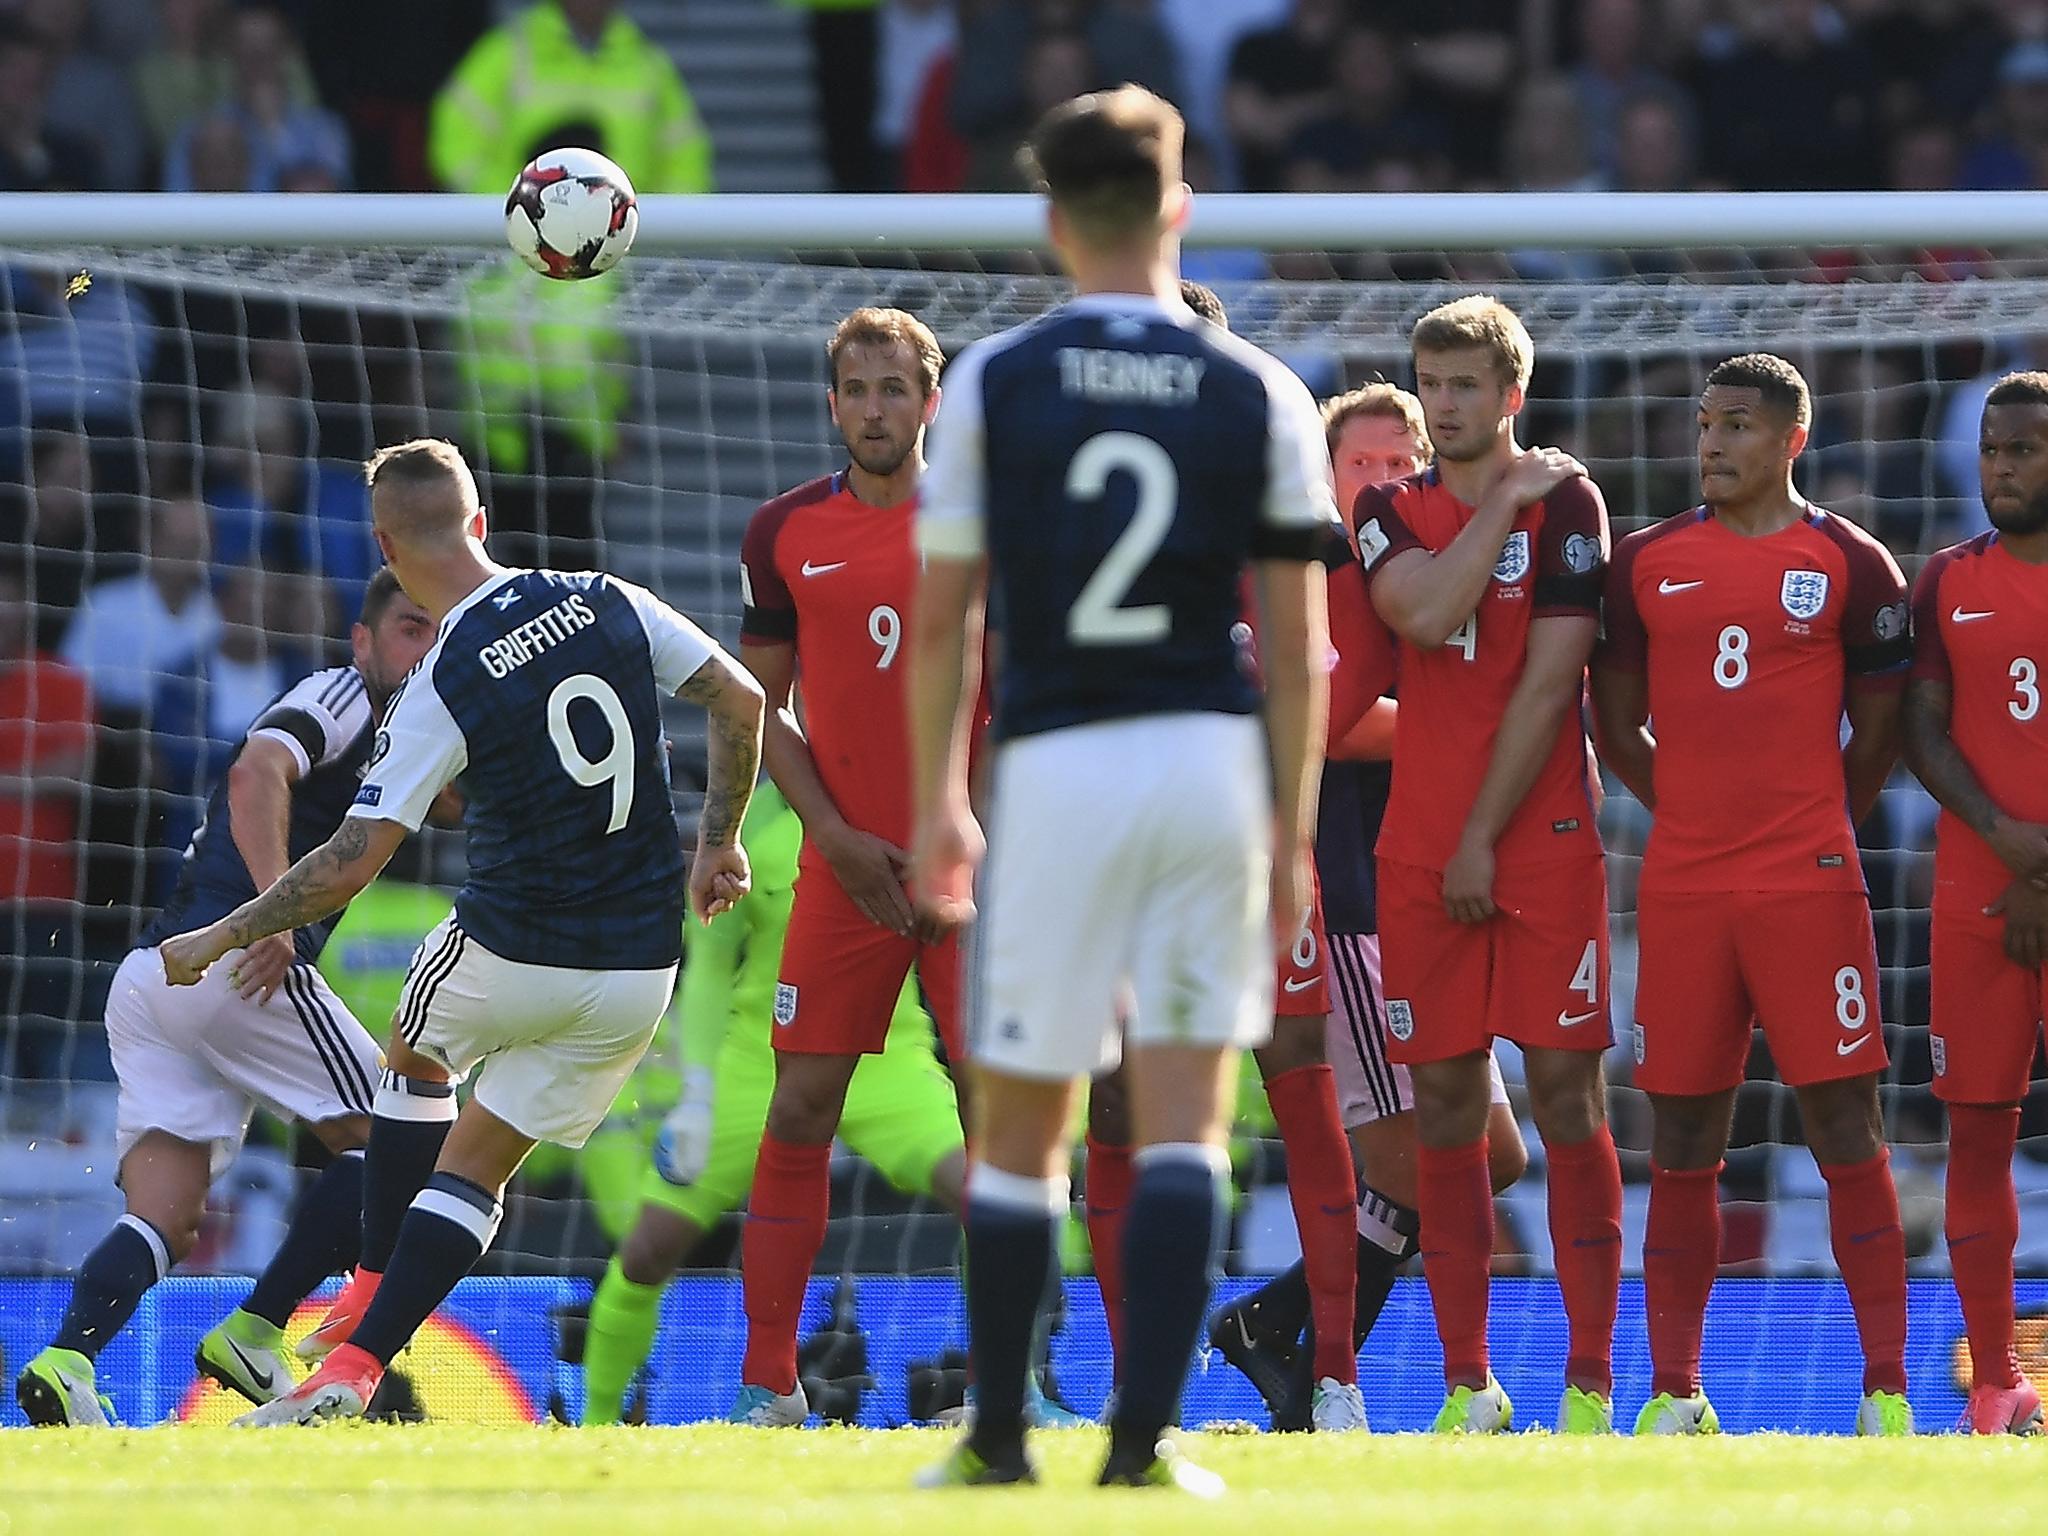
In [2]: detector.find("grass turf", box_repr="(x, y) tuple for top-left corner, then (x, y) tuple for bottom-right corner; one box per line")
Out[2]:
(1, 1424), (2044, 1536)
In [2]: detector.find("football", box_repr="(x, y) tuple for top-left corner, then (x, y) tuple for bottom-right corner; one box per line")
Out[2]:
(503, 147), (639, 280)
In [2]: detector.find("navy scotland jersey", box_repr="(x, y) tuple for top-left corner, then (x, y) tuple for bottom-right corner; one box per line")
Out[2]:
(142, 664), (375, 963)
(351, 569), (715, 971)
(918, 292), (1338, 740)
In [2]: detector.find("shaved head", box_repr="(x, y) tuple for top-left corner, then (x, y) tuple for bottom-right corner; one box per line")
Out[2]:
(364, 438), (481, 550)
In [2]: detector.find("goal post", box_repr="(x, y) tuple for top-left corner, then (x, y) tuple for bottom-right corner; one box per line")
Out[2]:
(2, 191), (2045, 1431)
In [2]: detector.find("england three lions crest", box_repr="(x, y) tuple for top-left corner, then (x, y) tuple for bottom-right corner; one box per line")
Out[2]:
(1494, 530), (1531, 584)
(1780, 569), (1830, 620)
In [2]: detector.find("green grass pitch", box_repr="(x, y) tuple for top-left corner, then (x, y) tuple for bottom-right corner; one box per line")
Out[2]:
(2, 1425), (2045, 1536)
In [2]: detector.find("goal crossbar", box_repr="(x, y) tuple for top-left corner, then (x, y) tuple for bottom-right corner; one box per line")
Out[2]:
(7, 190), (2048, 251)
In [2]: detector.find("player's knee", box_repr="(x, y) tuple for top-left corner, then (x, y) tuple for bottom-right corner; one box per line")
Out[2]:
(1525, 1051), (1606, 1145)
(1087, 1070), (1130, 1146)
(1800, 1080), (1883, 1165)
(1410, 1057), (1491, 1145)
(766, 1058), (854, 1145)
(1648, 1097), (1730, 1171)
(1254, 1014), (1324, 1077)
(618, 1220), (688, 1287)
(309, 1113), (370, 1154)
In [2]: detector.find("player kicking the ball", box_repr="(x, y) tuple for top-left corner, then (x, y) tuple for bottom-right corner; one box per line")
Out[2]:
(159, 438), (764, 1424)
(1903, 371), (2048, 1436)
(726, 307), (977, 1428)
(1593, 354), (1913, 1437)
(15, 570), (435, 1426)
(910, 86), (1335, 1491)
(1356, 297), (1622, 1435)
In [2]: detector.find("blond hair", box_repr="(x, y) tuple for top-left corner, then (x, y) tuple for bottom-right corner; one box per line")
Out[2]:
(363, 438), (481, 546)
(1322, 382), (1430, 456)
(1411, 295), (1534, 391)
(827, 307), (944, 397)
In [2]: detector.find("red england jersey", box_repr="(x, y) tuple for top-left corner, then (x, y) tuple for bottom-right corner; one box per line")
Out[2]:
(740, 471), (922, 850)
(1602, 506), (1908, 895)
(1910, 530), (2048, 915)
(1357, 468), (1608, 873)
(1234, 533), (1396, 747)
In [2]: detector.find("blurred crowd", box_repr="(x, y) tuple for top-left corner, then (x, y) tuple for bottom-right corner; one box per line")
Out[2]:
(0, 0), (2044, 1274)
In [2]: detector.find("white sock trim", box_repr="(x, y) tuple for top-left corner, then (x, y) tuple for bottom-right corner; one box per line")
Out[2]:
(968, 1162), (1071, 1214)
(1357, 1190), (1416, 1256)
(412, 1187), (499, 1244)
(116, 1212), (171, 1281)
(1133, 1141), (1231, 1176)
(373, 1084), (459, 1123)
(335, 1148), (366, 1163)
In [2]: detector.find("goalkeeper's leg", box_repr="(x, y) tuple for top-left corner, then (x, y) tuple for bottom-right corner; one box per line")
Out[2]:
(584, 1041), (772, 1425)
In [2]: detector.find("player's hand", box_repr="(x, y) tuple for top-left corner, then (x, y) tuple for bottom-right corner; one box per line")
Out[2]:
(1441, 837), (1498, 924)
(654, 1068), (716, 1186)
(909, 803), (985, 937)
(1493, 447), (1584, 511)
(228, 933), (295, 1004)
(817, 822), (916, 936)
(689, 841), (752, 926)
(1987, 879), (2048, 971)
(159, 924), (230, 987)
(1270, 838), (1313, 959)
(1986, 815), (2048, 886)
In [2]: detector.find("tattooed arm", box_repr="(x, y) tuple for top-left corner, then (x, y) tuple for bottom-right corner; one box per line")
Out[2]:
(159, 815), (409, 985)
(1904, 675), (2048, 882)
(679, 645), (765, 923)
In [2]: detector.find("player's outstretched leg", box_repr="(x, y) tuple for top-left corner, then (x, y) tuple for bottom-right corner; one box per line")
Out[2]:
(199, 1143), (365, 1404)
(1946, 1103), (2039, 1434)
(302, 1067), (457, 1362)
(18, 1130), (208, 1427)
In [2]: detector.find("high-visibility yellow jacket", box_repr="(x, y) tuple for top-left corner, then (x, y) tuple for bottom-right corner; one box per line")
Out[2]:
(428, 1), (714, 195)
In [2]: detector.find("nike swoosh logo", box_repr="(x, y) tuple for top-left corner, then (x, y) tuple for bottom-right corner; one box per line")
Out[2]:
(1282, 977), (1318, 993)
(801, 560), (847, 577)
(1657, 579), (1704, 594)
(226, 1337), (274, 1391)
(1836, 1034), (1871, 1056)
(1952, 607), (1996, 623)
(1557, 1008), (1601, 1027)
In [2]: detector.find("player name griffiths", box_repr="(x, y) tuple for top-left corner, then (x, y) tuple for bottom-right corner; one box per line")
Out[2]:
(478, 592), (599, 679)
(1057, 347), (1205, 405)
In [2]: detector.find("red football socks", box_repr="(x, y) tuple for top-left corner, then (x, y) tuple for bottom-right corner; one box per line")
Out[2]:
(1416, 1136), (1494, 1388)
(1819, 1148), (1909, 1396)
(1946, 1104), (2023, 1391)
(1083, 1131), (1133, 1378)
(1267, 1064), (1360, 1384)
(739, 1134), (832, 1395)
(1546, 1124), (1622, 1397)
(1644, 1161), (1722, 1398)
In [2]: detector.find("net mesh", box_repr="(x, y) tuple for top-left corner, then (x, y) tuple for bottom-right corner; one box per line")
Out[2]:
(0, 236), (2040, 1424)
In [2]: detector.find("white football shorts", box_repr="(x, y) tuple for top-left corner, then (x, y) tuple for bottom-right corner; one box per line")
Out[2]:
(969, 711), (1275, 1080)
(106, 944), (378, 1176)
(393, 914), (675, 1148)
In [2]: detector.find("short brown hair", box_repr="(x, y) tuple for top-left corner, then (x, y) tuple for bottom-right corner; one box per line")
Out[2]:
(1985, 370), (2048, 409)
(827, 307), (943, 397)
(363, 438), (481, 544)
(358, 566), (408, 630)
(1020, 85), (1184, 247)
(1322, 382), (1430, 456)
(1411, 295), (1534, 391)
(1179, 279), (1227, 327)
(1703, 352), (1812, 428)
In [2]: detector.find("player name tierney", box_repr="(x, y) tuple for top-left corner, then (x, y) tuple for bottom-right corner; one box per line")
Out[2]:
(1058, 347), (1205, 405)
(478, 593), (600, 679)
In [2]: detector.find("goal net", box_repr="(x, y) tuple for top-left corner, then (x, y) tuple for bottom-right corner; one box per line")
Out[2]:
(0, 195), (2041, 1432)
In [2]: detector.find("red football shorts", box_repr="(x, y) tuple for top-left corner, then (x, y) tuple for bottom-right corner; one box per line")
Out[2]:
(1275, 874), (1330, 1018)
(775, 859), (964, 1060)
(1930, 910), (2046, 1105)
(1633, 889), (1884, 1094)
(1376, 855), (1611, 1065)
